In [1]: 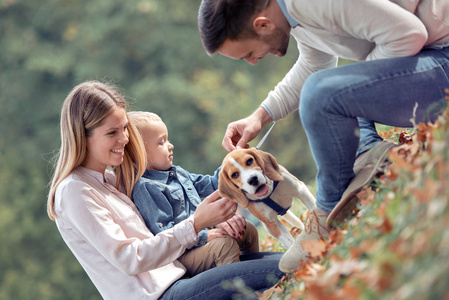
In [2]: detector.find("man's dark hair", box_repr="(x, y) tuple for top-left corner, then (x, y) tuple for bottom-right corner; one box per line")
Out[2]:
(198, 0), (270, 55)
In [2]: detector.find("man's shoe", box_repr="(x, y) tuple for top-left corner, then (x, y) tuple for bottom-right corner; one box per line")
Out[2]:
(278, 208), (329, 273)
(327, 141), (397, 228)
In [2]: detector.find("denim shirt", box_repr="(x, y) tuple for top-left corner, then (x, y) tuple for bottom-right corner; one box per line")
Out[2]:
(132, 166), (220, 248)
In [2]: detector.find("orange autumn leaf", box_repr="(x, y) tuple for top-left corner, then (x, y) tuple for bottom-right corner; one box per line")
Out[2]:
(375, 217), (393, 234)
(398, 131), (413, 144)
(416, 122), (431, 143)
(357, 187), (376, 208)
(294, 262), (325, 281)
(305, 283), (341, 300)
(388, 237), (410, 259)
(301, 239), (328, 259)
(375, 202), (393, 234)
(385, 165), (399, 182)
(338, 279), (362, 300)
(289, 226), (302, 238)
(378, 130), (393, 138)
(327, 228), (346, 245)
(350, 240), (378, 259)
(257, 280), (286, 300)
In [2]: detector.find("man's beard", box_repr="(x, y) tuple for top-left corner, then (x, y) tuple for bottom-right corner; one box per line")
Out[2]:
(260, 28), (289, 57)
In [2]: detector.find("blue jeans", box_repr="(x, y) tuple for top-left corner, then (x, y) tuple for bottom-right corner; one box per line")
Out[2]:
(159, 252), (284, 300)
(300, 47), (449, 213)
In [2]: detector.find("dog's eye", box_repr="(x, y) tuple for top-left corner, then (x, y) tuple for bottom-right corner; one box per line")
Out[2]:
(246, 158), (254, 166)
(231, 172), (239, 179)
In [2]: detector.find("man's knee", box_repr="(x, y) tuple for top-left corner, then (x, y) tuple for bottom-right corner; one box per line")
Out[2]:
(300, 70), (346, 127)
(301, 77), (324, 125)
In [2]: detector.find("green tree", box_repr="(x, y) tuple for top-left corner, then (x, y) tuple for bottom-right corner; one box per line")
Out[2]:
(0, 0), (313, 299)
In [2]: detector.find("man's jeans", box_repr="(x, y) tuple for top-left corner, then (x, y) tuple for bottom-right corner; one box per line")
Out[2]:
(299, 46), (449, 213)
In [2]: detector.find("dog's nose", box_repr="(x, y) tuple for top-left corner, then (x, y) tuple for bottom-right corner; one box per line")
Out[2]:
(248, 176), (259, 186)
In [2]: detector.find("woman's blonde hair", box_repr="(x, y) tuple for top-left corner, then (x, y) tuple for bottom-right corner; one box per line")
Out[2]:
(47, 81), (146, 220)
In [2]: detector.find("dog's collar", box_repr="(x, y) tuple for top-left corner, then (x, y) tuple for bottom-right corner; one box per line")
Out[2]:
(247, 181), (290, 216)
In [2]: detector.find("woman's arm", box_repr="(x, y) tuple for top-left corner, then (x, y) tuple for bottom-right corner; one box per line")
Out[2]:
(58, 180), (194, 275)
(58, 182), (236, 276)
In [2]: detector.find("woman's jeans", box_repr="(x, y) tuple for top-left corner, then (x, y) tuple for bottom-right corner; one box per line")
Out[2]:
(300, 47), (449, 213)
(159, 252), (284, 300)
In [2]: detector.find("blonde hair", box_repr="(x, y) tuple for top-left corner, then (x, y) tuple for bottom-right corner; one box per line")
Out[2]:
(127, 111), (162, 134)
(47, 81), (146, 220)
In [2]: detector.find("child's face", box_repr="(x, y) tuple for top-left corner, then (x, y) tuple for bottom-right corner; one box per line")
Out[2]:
(141, 120), (174, 171)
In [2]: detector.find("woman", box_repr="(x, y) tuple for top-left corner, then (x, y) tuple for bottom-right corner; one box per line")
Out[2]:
(47, 81), (284, 300)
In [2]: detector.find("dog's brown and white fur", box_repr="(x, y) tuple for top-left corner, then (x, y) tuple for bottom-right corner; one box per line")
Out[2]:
(219, 148), (316, 248)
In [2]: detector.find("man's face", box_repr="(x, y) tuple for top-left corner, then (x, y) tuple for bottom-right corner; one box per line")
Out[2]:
(217, 28), (290, 65)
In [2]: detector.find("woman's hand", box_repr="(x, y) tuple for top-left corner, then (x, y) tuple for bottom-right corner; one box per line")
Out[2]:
(216, 214), (247, 239)
(193, 190), (238, 234)
(222, 107), (273, 152)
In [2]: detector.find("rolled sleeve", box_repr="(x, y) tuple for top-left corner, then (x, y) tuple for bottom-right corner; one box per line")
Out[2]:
(173, 216), (198, 249)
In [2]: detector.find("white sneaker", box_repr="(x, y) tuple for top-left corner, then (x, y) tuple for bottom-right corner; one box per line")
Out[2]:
(278, 208), (329, 273)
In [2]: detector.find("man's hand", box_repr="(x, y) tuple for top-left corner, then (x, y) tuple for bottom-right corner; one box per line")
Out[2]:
(222, 107), (273, 152)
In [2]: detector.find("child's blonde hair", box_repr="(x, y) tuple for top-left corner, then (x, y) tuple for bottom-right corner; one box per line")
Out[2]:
(127, 111), (162, 134)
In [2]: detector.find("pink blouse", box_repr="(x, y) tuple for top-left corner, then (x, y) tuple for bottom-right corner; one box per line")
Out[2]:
(54, 166), (198, 299)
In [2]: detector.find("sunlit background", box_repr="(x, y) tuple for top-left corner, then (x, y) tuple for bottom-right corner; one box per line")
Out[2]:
(0, 1), (318, 298)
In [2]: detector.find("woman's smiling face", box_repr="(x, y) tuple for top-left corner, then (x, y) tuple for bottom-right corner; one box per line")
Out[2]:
(82, 107), (130, 173)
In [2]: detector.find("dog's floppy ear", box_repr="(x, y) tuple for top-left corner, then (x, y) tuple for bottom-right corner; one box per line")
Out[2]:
(250, 148), (283, 181)
(219, 167), (250, 208)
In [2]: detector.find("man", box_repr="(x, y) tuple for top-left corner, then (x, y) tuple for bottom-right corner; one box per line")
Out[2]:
(198, 0), (449, 272)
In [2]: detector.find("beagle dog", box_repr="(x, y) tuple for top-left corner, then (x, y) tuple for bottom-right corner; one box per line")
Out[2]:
(219, 148), (316, 248)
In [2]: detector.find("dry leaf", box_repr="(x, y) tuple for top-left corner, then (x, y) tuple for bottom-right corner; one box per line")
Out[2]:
(301, 239), (328, 259)
(398, 131), (413, 144)
(358, 187), (376, 208)
(289, 226), (302, 238)
(294, 262), (325, 281)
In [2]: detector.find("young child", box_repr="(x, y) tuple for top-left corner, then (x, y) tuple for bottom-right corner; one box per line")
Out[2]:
(129, 111), (259, 277)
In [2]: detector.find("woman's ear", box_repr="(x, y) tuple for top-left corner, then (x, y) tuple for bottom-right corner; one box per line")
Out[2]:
(251, 148), (283, 182)
(219, 170), (250, 208)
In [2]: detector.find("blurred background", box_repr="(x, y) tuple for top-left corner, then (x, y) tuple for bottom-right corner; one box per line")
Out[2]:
(0, 0), (317, 299)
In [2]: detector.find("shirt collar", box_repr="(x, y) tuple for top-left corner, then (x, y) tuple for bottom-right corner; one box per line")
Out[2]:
(143, 166), (177, 182)
(276, 0), (299, 28)
(76, 166), (106, 183)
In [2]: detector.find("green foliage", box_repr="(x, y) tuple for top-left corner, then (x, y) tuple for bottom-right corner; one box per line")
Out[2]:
(0, 0), (315, 299)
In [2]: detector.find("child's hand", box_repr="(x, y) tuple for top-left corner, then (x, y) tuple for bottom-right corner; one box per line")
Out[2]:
(216, 214), (247, 239)
(193, 190), (237, 233)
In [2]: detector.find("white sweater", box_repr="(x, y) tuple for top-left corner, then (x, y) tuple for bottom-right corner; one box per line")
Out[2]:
(262, 0), (449, 121)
